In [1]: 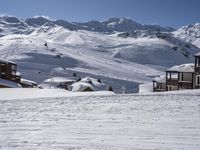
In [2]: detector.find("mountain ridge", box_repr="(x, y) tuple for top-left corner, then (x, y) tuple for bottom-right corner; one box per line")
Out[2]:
(0, 16), (176, 35)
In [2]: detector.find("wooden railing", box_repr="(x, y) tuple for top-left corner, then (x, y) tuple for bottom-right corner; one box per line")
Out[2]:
(178, 82), (192, 89)
(195, 66), (200, 74)
(166, 79), (178, 86)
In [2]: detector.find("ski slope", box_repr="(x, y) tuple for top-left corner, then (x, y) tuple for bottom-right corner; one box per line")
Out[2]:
(0, 90), (200, 150)
(0, 25), (198, 92)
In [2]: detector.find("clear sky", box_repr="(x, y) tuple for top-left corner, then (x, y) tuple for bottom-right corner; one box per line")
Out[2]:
(0, 0), (199, 28)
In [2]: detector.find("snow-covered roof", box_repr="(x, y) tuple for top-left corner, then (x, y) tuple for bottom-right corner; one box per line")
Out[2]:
(81, 77), (102, 86)
(71, 81), (94, 92)
(21, 78), (37, 85)
(153, 76), (166, 84)
(39, 77), (76, 89)
(0, 78), (21, 88)
(16, 72), (22, 76)
(0, 59), (16, 65)
(195, 52), (200, 56)
(166, 63), (194, 73)
(44, 77), (76, 83)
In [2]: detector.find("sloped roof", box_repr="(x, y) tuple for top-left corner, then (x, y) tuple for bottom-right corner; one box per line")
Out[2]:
(0, 59), (16, 65)
(21, 78), (37, 85)
(166, 63), (194, 73)
(195, 52), (200, 56)
(44, 77), (76, 83)
(153, 76), (166, 83)
(71, 82), (94, 92)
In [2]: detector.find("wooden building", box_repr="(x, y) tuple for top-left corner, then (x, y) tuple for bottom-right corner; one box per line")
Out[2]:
(0, 59), (21, 87)
(153, 76), (166, 92)
(194, 53), (200, 89)
(166, 64), (194, 91)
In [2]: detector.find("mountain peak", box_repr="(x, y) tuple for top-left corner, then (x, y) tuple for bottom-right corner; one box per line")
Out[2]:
(102, 17), (144, 32)
(26, 17), (51, 26)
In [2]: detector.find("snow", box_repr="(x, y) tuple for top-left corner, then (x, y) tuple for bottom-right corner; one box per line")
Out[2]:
(173, 23), (200, 48)
(44, 77), (76, 83)
(0, 16), (200, 93)
(139, 83), (153, 93)
(167, 63), (194, 73)
(21, 78), (37, 85)
(70, 77), (109, 92)
(0, 90), (200, 149)
(0, 58), (16, 64)
(0, 88), (115, 100)
(0, 26), (167, 92)
(39, 76), (76, 89)
(195, 52), (200, 56)
(71, 81), (94, 92)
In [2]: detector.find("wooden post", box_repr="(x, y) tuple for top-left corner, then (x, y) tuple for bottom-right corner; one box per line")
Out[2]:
(166, 72), (168, 91)
(195, 57), (197, 66)
(192, 73), (194, 89)
(178, 72), (180, 90)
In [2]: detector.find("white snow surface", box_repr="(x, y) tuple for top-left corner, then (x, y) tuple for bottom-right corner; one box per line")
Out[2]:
(0, 89), (200, 149)
(71, 81), (94, 92)
(139, 83), (153, 93)
(71, 77), (108, 92)
(0, 88), (114, 100)
(173, 23), (200, 48)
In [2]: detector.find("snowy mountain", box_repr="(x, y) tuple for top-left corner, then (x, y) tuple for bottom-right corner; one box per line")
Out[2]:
(102, 17), (144, 32)
(173, 23), (200, 48)
(0, 15), (176, 34)
(0, 16), (33, 36)
(22, 16), (175, 33)
(0, 16), (200, 93)
(118, 30), (198, 60)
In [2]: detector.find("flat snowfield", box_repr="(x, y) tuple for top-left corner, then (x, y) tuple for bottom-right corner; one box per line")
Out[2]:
(0, 93), (200, 149)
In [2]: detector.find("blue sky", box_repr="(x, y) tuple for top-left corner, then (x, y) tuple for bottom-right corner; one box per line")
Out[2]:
(0, 0), (199, 28)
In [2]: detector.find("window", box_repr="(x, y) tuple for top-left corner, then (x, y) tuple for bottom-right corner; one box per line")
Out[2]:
(12, 71), (16, 75)
(0, 66), (6, 74)
(198, 58), (200, 66)
(11, 65), (17, 71)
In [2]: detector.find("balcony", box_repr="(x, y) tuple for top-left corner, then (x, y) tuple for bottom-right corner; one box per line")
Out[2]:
(178, 81), (193, 89)
(195, 66), (200, 74)
(166, 79), (178, 86)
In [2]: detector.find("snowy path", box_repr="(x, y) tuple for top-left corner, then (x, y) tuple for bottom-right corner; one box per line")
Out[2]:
(0, 94), (200, 149)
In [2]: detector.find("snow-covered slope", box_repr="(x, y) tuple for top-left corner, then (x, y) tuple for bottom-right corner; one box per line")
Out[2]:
(0, 16), (33, 36)
(118, 30), (199, 65)
(173, 23), (200, 48)
(0, 26), (164, 92)
(0, 16), (200, 93)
